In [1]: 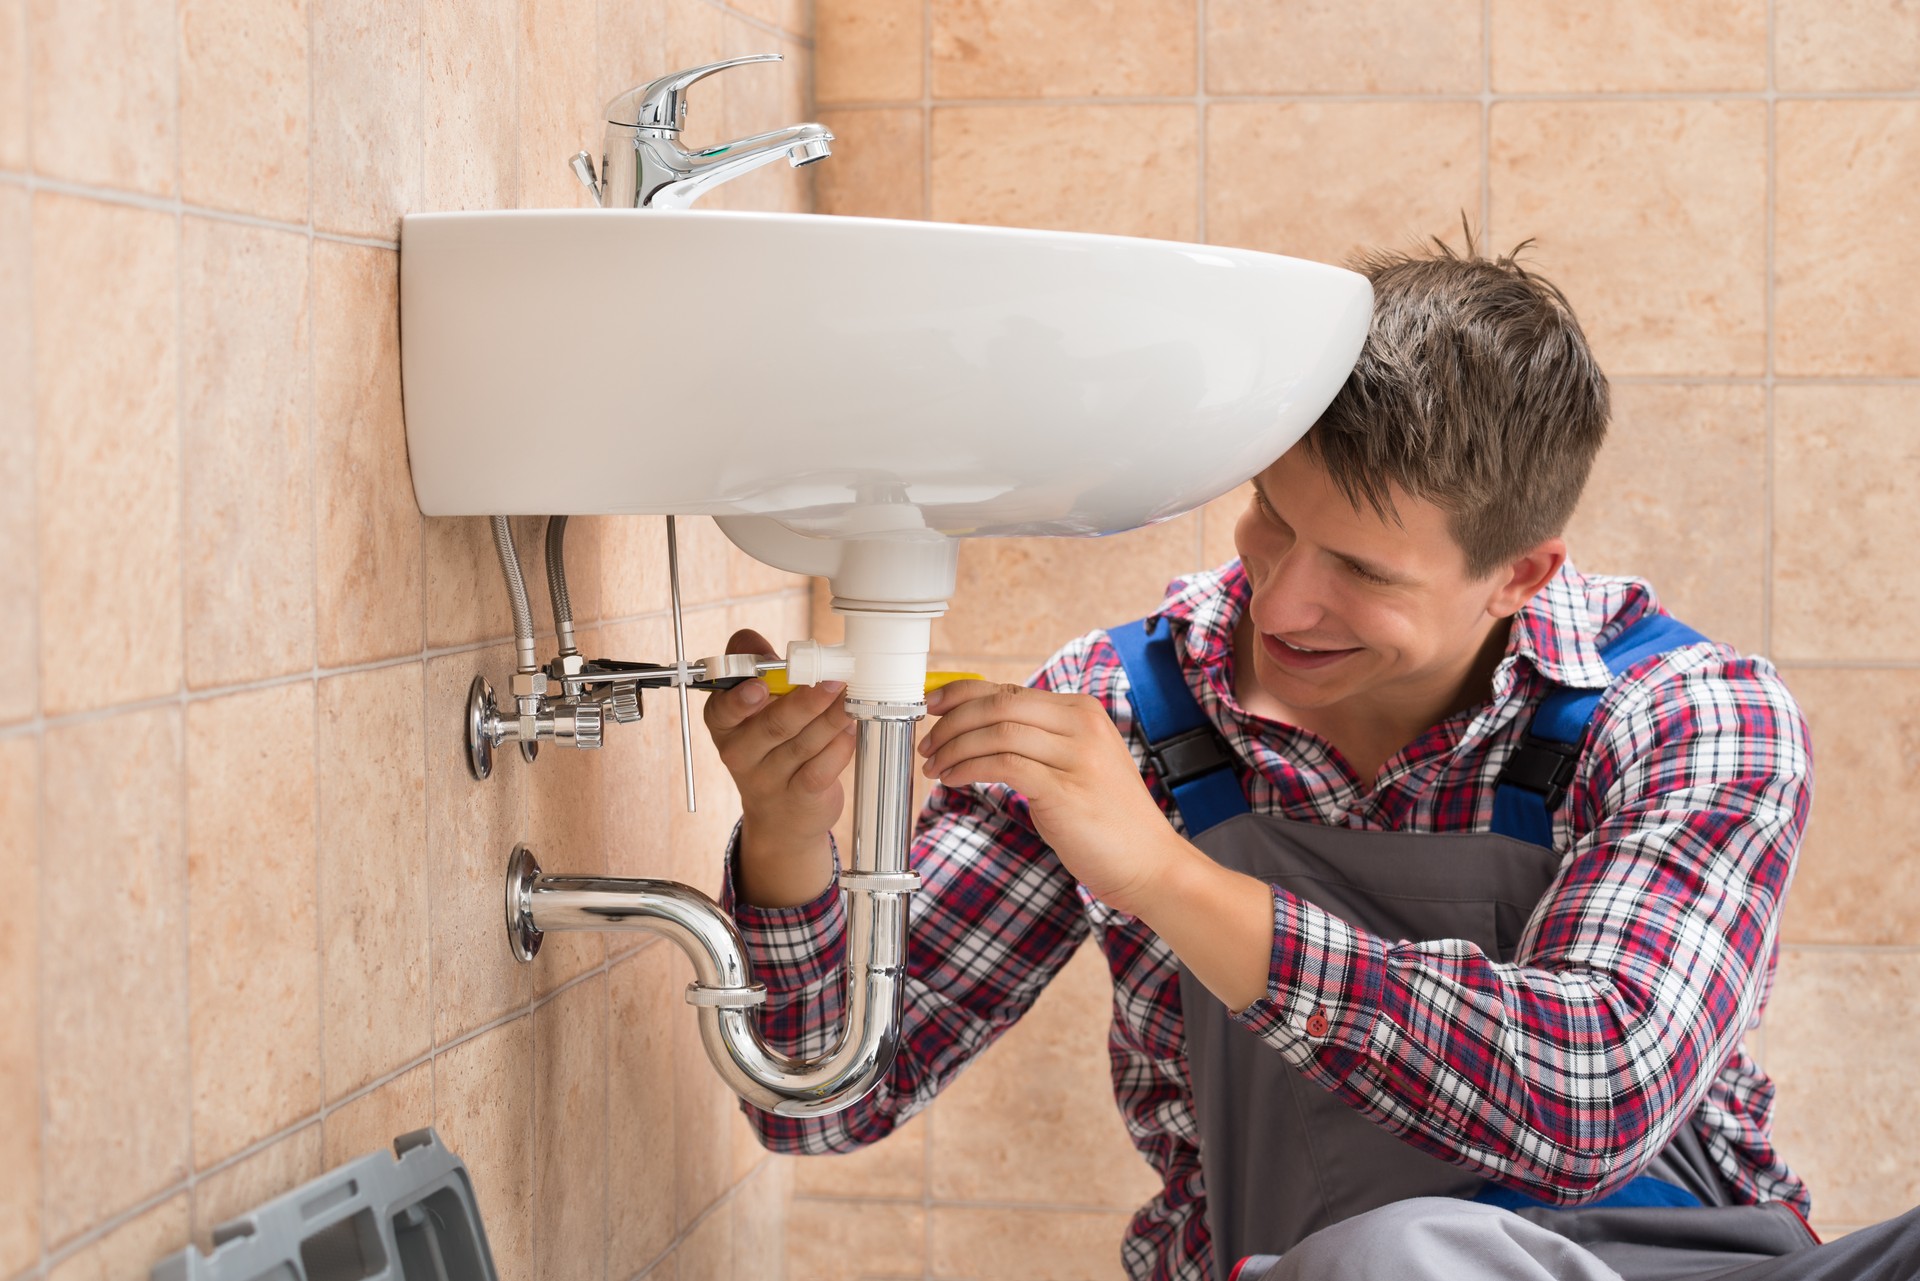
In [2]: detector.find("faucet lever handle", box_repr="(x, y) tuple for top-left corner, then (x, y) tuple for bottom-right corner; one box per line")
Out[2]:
(607, 53), (783, 131)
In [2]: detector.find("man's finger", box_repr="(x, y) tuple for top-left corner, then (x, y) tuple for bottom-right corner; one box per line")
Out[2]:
(705, 675), (773, 735)
(741, 679), (846, 749)
(726, 627), (775, 656)
(920, 683), (1075, 756)
(924, 718), (1071, 781)
(768, 698), (856, 778)
(936, 750), (1045, 799)
(792, 721), (858, 792)
(706, 629), (783, 735)
(925, 678), (1000, 715)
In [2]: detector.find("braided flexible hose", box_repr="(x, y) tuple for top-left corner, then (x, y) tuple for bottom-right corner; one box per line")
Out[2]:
(491, 516), (538, 674)
(545, 515), (577, 656)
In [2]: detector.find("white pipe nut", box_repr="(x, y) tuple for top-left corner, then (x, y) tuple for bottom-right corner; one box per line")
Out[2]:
(836, 610), (935, 705)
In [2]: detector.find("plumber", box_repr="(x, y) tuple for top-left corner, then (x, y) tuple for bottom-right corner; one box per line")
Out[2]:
(704, 240), (1920, 1280)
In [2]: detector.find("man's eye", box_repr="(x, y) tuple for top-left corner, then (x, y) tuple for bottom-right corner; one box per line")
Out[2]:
(1346, 561), (1390, 586)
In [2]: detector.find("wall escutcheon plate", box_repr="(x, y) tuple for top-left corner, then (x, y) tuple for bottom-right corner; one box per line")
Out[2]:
(467, 675), (497, 780)
(467, 674), (539, 781)
(506, 844), (543, 963)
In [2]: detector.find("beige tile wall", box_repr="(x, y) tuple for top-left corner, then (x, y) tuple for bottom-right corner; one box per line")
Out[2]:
(799, 0), (1920, 1273)
(0, 1), (819, 1277)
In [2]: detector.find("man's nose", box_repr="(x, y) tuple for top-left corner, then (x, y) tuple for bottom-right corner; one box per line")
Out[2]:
(1249, 547), (1332, 635)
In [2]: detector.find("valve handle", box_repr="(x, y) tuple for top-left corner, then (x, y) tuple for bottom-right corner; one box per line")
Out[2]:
(569, 150), (601, 206)
(606, 54), (783, 131)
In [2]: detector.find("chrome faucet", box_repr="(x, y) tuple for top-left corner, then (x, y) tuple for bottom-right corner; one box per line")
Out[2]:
(571, 54), (834, 210)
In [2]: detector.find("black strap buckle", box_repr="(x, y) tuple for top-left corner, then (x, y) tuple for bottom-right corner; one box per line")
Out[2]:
(1147, 726), (1233, 791)
(1498, 734), (1581, 812)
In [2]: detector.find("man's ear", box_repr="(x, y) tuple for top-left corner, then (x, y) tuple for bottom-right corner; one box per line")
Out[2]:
(1487, 537), (1566, 618)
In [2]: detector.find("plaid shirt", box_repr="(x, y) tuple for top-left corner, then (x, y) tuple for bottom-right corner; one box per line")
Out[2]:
(722, 560), (1812, 1281)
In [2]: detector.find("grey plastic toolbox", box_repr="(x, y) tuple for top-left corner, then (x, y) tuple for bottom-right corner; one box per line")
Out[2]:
(151, 1128), (498, 1281)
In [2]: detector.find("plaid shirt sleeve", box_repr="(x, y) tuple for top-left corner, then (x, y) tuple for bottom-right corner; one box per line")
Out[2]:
(1229, 643), (1812, 1204)
(717, 828), (851, 1061)
(721, 666), (1094, 1152)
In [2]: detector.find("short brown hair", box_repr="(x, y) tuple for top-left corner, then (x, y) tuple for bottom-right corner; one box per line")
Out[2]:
(1305, 234), (1609, 576)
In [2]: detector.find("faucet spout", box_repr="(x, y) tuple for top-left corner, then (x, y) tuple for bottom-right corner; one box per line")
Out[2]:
(637, 122), (835, 211)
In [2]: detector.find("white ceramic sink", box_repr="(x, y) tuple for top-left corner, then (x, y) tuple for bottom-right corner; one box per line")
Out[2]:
(399, 210), (1371, 557)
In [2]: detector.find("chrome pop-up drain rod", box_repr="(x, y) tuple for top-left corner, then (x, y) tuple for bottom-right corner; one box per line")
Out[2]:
(666, 514), (697, 811)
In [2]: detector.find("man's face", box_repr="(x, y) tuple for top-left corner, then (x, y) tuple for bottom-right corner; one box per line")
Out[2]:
(1233, 446), (1531, 716)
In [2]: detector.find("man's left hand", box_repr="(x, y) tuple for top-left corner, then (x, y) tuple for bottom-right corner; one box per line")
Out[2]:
(918, 679), (1188, 917)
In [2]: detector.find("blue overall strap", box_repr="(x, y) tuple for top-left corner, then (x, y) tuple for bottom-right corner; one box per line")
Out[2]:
(1492, 611), (1711, 849)
(1108, 616), (1250, 837)
(1479, 607), (1713, 1213)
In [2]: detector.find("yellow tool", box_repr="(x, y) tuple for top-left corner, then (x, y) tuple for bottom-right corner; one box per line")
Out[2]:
(758, 670), (984, 697)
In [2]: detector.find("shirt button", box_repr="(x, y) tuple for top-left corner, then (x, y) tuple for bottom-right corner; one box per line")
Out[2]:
(1305, 1008), (1330, 1038)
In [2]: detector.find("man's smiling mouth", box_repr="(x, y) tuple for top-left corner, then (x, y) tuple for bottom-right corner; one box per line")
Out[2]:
(1262, 634), (1363, 667)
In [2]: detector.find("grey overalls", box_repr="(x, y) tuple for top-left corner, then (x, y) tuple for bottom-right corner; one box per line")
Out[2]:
(1109, 612), (1920, 1281)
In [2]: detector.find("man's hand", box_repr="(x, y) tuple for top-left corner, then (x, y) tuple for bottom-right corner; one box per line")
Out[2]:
(703, 628), (853, 906)
(918, 678), (1276, 1011)
(917, 680), (1187, 918)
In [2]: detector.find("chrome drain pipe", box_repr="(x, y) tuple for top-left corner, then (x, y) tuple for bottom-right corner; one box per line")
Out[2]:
(506, 701), (921, 1118)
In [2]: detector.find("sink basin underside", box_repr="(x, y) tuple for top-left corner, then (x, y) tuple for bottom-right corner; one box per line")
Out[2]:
(400, 209), (1372, 541)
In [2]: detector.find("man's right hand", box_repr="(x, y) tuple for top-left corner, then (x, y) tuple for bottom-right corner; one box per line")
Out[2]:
(703, 628), (854, 908)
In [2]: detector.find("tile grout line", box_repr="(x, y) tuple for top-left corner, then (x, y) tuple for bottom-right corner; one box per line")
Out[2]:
(1611, 375), (1920, 385)
(1781, 943), (1920, 954)
(602, 951), (613, 1281)
(702, 0), (814, 49)
(803, 87), (1920, 110)
(419, 631), (436, 1170)
(305, 0), (330, 1188)
(512, 0), (524, 216)
(1773, 658), (1920, 670)
(920, 0), (932, 221)
(1762, 0), (1778, 662)
(529, 958), (542, 1281)
(415, 0), (426, 285)
(22, 18), (49, 1266)
(0, 170), (399, 249)
(1194, 0), (1207, 247)
(1480, 0), (1492, 237)
(172, 13), (197, 1230)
